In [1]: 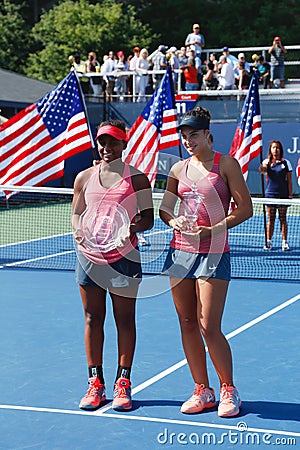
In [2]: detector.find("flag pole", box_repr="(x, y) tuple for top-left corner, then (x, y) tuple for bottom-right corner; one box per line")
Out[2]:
(168, 67), (183, 161)
(73, 71), (98, 160)
(259, 149), (268, 248)
(178, 141), (183, 160)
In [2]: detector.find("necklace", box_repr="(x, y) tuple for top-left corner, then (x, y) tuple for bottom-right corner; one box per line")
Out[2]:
(200, 152), (215, 163)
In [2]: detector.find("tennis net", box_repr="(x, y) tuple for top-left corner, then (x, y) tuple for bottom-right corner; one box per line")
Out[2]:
(0, 185), (299, 280)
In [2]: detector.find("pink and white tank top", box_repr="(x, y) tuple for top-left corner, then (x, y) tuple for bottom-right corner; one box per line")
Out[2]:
(170, 152), (231, 254)
(78, 163), (138, 264)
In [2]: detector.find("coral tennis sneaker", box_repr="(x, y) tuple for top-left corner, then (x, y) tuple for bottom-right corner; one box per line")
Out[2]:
(112, 377), (132, 411)
(181, 383), (216, 414)
(79, 377), (106, 410)
(218, 383), (241, 417)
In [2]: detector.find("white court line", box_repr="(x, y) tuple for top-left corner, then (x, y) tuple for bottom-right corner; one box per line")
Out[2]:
(96, 293), (300, 414)
(0, 293), (299, 434)
(2, 250), (75, 268)
(0, 232), (73, 248)
(0, 404), (299, 438)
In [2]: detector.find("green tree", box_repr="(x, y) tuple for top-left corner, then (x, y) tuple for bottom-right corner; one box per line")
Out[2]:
(25, 0), (159, 83)
(126, 0), (300, 49)
(0, 0), (33, 73)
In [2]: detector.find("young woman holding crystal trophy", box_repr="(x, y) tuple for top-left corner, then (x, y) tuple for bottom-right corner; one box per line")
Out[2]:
(159, 106), (252, 417)
(72, 119), (153, 412)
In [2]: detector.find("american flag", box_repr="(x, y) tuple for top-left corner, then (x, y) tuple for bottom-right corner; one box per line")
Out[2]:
(123, 66), (180, 187)
(229, 71), (262, 180)
(0, 71), (93, 188)
(297, 157), (300, 187)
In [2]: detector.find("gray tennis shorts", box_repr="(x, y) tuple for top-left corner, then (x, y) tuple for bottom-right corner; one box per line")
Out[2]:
(75, 247), (142, 291)
(163, 248), (231, 281)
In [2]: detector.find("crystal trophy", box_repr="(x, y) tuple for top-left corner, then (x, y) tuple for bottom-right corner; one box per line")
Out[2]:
(182, 184), (204, 232)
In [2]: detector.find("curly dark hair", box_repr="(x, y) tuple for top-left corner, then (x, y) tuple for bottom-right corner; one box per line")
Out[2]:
(183, 106), (211, 123)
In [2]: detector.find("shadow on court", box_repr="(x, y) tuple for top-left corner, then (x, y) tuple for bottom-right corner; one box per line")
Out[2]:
(131, 399), (184, 411)
(239, 401), (300, 422)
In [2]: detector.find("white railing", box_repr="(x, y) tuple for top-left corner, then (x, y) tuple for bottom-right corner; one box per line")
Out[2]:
(78, 44), (300, 102)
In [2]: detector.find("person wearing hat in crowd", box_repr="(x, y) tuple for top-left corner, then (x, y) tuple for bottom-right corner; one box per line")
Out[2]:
(217, 55), (235, 90)
(234, 53), (252, 90)
(129, 46), (140, 99)
(72, 119), (154, 413)
(268, 36), (287, 88)
(159, 106), (252, 417)
(115, 50), (129, 100)
(234, 53), (251, 75)
(185, 24), (205, 59)
(168, 46), (180, 90)
(148, 45), (168, 90)
(221, 47), (238, 68)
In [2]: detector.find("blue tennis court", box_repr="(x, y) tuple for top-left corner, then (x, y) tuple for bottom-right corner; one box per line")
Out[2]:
(1, 189), (299, 448)
(0, 268), (299, 449)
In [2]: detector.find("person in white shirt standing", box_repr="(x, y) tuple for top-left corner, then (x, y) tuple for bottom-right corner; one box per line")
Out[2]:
(101, 50), (116, 101)
(218, 55), (235, 90)
(129, 46), (140, 99)
(136, 48), (149, 102)
(168, 46), (180, 91)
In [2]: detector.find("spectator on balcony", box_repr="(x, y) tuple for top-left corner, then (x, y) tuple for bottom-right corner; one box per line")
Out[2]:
(71, 54), (87, 74)
(188, 48), (203, 89)
(136, 48), (149, 102)
(268, 36), (287, 88)
(235, 61), (252, 91)
(202, 61), (218, 90)
(178, 46), (189, 90)
(129, 46), (140, 98)
(86, 52), (102, 96)
(182, 57), (199, 91)
(185, 23), (205, 59)
(148, 45), (168, 90)
(217, 55), (235, 90)
(235, 53), (251, 73)
(168, 46), (180, 91)
(256, 55), (270, 89)
(221, 47), (238, 68)
(86, 53), (96, 73)
(86, 52), (100, 72)
(209, 52), (219, 73)
(115, 51), (129, 101)
(101, 50), (116, 101)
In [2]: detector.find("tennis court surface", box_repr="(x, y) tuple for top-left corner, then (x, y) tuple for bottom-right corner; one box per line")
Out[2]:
(0, 186), (299, 449)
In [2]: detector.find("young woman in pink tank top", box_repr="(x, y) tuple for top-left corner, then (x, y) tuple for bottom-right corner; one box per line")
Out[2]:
(71, 120), (153, 412)
(160, 107), (253, 417)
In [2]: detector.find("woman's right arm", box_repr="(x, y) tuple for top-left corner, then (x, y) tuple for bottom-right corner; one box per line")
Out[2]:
(159, 162), (187, 232)
(71, 169), (90, 243)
